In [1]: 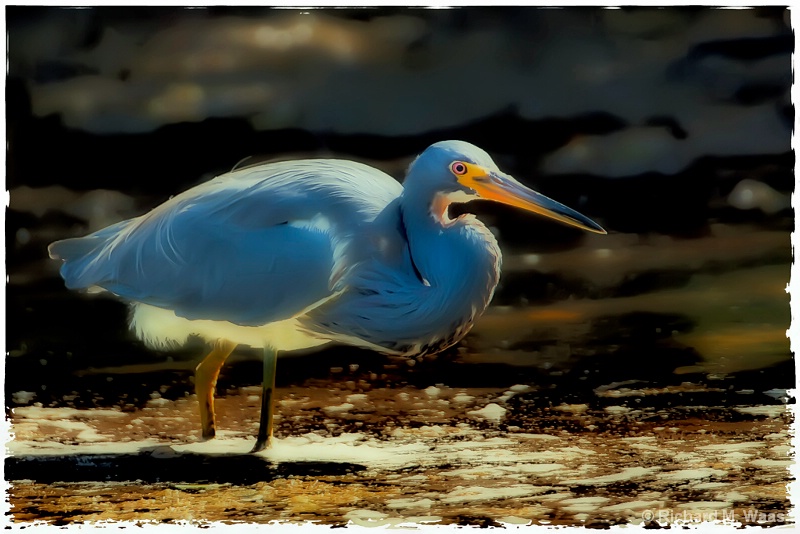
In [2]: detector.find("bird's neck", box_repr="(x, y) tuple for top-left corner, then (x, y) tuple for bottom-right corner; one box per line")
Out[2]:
(399, 193), (502, 321)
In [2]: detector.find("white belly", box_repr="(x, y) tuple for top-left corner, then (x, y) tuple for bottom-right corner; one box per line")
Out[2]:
(129, 303), (331, 351)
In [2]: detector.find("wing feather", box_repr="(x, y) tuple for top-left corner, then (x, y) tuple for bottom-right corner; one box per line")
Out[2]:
(50, 159), (403, 326)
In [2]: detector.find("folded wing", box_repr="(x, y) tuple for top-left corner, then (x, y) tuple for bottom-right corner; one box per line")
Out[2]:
(49, 159), (403, 326)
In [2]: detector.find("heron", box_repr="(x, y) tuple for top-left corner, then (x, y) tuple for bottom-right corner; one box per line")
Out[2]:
(49, 140), (605, 452)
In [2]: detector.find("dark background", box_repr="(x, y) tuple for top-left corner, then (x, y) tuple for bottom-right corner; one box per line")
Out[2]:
(5, 7), (794, 413)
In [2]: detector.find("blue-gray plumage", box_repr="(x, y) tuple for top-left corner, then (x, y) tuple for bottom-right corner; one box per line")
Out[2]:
(49, 140), (605, 452)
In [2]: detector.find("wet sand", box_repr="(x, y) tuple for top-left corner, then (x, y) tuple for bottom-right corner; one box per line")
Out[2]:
(7, 381), (793, 527)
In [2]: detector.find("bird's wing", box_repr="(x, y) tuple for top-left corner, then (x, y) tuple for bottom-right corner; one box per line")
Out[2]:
(49, 159), (403, 326)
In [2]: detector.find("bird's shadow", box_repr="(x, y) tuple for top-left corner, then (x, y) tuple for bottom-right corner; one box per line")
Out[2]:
(5, 445), (366, 485)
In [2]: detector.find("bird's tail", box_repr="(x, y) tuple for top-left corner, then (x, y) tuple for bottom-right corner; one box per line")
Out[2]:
(48, 237), (99, 261)
(48, 219), (135, 289)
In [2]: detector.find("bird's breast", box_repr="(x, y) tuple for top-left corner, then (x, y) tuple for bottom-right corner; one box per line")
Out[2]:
(392, 311), (479, 357)
(129, 302), (330, 351)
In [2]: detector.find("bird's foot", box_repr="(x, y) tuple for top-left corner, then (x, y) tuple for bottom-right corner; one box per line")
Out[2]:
(200, 426), (216, 442)
(250, 435), (271, 453)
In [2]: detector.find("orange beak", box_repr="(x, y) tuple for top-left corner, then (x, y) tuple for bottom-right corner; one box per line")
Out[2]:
(458, 164), (606, 234)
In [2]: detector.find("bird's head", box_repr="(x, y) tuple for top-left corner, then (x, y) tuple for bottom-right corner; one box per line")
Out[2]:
(406, 140), (605, 234)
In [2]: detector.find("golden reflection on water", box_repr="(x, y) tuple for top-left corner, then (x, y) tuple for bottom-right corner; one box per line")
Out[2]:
(475, 263), (790, 375)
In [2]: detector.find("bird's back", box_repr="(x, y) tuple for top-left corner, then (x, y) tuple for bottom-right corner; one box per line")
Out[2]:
(49, 159), (405, 329)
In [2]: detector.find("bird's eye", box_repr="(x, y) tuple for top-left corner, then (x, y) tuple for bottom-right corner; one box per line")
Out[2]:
(450, 162), (468, 175)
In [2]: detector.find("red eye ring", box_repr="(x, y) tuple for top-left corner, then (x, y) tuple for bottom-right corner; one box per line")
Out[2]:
(451, 161), (468, 175)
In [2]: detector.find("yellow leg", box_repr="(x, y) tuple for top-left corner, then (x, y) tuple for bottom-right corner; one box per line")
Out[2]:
(195, 338), (237, 440)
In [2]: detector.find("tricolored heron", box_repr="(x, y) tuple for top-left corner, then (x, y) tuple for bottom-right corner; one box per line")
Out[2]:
(49, 140), (605, 452)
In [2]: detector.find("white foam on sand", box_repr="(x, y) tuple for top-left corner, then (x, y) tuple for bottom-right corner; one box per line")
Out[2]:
(601, 500), (663, 512)
(7, 438), (166, 457)
(560, 496), (610, 513)
(13, 406), (128, 420)
(386, 497), (435, 510)
(750, 458), (793, 469)
(734, 405), (789, 417)
(629, 443), (662, 453)
(344, 509), (442, 527)
(514, 463), (567, 475)
(8, 421), (432, 468)
(697, 442), (765, 452)
(8, 410), (593, 479)
(467, 403), (507, 423)
(264, 435), (429, 467)
(174, 433), (430, 468)
(563, 466), (660, 486)
(445, 462), (566, 480)
(440, 484), (543, 504)
(657, 468), (727, 482)
(322, 402), (355, 414)
(676, 501), (734, 510)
